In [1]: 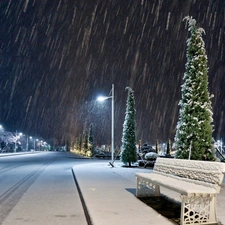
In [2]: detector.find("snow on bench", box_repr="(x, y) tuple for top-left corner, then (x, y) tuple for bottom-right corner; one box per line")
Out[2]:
(136, 157), (225, 225)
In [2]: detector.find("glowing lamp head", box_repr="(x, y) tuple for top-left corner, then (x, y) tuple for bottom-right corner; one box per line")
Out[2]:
(97, 96), (108, 102)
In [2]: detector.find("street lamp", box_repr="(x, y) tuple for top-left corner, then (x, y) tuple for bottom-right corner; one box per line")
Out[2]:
(163, 143), (166, 155)
(29, 136), (34, 151)
(97, 84), (114, 166)
(36, 139), (39, 151)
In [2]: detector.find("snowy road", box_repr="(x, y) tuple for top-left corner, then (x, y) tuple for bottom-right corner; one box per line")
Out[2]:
(0, 152), (90, 225)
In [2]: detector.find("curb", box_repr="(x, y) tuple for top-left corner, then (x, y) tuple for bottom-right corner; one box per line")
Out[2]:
(71, 168), (93, 225)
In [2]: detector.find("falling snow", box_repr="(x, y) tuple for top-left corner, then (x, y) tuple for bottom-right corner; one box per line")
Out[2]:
(0, 0), (224, 146)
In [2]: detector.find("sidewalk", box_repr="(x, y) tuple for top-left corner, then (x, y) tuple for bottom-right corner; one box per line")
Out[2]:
(73, 161), (174, 225)
(0, 151), (41, 157)
(73, 161), (225, 225)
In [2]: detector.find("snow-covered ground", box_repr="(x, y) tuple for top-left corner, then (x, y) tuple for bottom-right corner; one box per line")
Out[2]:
(73, 160), (225, 225)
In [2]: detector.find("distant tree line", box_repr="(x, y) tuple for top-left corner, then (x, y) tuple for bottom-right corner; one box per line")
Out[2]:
(72, 124), (94, 157)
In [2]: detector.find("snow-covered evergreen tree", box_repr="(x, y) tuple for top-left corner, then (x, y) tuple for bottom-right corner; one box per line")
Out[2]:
(121, 87), (137, 166)
(174, 16), (215, 161)
(0, 131), (16, 151)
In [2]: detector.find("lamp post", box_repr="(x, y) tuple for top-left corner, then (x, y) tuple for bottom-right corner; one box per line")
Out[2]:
(97, 84), (114, 166)
(29, 136), (33, 151)
(14, 131), (17, 152)
(34, 138), (36, 151)
(163, 143), (166, 155)
(26, 135), (29, 151)
(36, 139), (39, 151)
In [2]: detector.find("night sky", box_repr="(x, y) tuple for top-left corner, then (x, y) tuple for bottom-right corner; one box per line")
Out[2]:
(0, 0), (224, 147)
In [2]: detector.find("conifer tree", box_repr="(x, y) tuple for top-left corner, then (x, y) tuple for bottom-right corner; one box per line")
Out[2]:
(78, 134), (82, 152)
(155, 139), (159, 154)
(121, 87), (137, 166)
(166, 139), (172, 155)
(83, 130), (89, 153)
(174, 16), (215, 161)
(75, 137), (80, 151)
(89, 124), (94, 152)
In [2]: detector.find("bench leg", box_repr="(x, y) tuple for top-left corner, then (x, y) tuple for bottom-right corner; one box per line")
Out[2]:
(180, 194), (217, 225)
(136, 177), (160, 197)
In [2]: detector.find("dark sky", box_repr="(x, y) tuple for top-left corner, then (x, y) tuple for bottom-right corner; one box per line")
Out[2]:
(0, 0), (224, 147)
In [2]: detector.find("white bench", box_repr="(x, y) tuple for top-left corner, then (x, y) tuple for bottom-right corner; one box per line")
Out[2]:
(136, 157), (225, 225)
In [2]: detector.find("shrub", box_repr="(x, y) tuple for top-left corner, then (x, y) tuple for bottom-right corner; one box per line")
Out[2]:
(145, 152), (158, 160)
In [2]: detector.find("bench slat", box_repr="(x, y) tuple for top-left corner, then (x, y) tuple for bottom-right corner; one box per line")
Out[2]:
(154, 158), (225, 187)
(136, 173), (217, 195)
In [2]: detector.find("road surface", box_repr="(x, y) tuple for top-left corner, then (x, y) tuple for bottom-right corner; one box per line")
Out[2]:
(0, 151), (90, 225)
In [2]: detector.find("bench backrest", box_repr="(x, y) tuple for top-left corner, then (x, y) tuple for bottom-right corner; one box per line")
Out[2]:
(154, 157), (225, 192)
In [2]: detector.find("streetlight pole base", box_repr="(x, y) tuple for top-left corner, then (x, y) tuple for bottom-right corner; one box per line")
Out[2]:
(109, 161), (114, 167)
